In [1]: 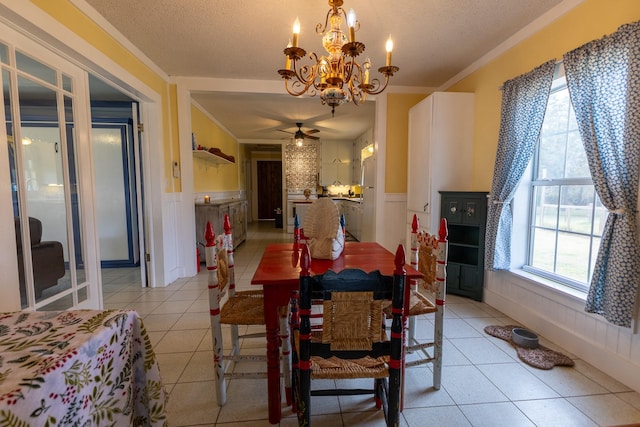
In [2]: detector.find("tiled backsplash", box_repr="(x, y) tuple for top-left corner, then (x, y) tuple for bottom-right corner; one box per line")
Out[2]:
(284, 143), (318, 190)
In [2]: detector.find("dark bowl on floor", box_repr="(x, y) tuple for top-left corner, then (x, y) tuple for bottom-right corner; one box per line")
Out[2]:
(511, 327), (539, 348)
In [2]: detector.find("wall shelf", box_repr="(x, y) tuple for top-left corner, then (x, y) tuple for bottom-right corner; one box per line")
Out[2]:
(193, 149), (234, 164)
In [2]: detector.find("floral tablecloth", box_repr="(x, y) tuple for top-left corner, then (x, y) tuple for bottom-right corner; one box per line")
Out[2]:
(0, 309), (167, 426)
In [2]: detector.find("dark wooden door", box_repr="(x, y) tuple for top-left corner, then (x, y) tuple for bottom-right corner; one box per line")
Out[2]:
(257, 160), (282, 219)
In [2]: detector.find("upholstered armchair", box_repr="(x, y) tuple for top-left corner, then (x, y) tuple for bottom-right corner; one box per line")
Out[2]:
(15, 217), (65, 300)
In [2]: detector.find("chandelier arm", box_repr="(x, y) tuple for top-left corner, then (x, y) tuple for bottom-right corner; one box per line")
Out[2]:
(352, 93), (365, 105)
(285, 78), (318, 98)
(284, 78), (311, 97)
(343, 60), (361, 104)
(337, 6), (347, 23)
(362, 75), (391, 96)
(286, 58), (318, 97)
(342, 55), (356, 85)
(316, 8), (333, 34)
(288, 52), (322, 93)
(286, 77), (312, 96)
(347, 80), (365, 106)
(312, 77), (326, 92)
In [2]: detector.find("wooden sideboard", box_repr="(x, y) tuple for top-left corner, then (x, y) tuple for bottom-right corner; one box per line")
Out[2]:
(195, 199), (247, 261)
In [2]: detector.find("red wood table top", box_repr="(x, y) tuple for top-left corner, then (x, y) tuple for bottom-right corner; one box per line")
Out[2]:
(251, 241), (422, 286)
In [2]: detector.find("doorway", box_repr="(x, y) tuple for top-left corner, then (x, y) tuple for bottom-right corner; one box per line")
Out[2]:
(88, 75), (148, 289)
(257, 160), (282, 220)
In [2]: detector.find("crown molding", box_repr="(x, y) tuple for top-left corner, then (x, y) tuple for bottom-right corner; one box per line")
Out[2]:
(438, 0), (584, 91)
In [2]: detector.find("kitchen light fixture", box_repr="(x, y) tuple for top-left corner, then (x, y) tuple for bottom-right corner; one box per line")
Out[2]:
(278, 0), (398, 115)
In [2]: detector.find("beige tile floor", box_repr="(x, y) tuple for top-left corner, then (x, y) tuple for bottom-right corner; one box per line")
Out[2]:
(102, 221), (640, 427)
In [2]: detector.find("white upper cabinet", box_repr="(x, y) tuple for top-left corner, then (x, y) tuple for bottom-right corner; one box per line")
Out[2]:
(321, 140), (353, 186)
(407, 92), (475, 234)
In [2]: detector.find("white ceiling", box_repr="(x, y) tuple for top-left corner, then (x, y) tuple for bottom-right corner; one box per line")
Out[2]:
(83, 0), (566, 143)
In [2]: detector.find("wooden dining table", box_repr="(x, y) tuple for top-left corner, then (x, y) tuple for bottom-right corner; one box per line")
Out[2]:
(251, 241), (423, 424)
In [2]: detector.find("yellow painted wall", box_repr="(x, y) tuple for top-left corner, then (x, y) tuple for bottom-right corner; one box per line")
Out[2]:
(191, 105), (241, 193)
(448, 0), (640, 190)
(384, 93), (429, 193)
(32, 0), (179, 191)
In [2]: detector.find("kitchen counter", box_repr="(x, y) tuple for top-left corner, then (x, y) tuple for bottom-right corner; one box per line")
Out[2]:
(196, 198), (242, 206)
(331, 197), (362, 203)
(291, 197), (361, 203)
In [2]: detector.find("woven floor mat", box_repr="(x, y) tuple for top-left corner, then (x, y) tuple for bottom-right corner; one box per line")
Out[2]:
(484, 325), (574, 370)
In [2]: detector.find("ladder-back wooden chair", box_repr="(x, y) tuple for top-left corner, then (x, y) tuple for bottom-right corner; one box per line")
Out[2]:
(404, 214), (448, 390)
(290, 244), (408, 427)
(206, 215), (292, 405)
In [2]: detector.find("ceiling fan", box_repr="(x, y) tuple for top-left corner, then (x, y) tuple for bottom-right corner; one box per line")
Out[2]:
(279, 122), (320, 146)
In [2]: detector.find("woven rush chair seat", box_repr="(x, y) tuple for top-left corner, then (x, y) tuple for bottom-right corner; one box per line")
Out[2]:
(308, 329), (390, 344)
(219, 289), (264, 325)
(383, 224), (438, 319)
(383, 287), (436, 317)
(409, 290), (436, 314)
(215, 244), (265, 325)
(310, 355), (390, 379)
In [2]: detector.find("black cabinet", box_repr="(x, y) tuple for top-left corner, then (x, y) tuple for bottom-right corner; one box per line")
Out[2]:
(440, 191), (488, 301)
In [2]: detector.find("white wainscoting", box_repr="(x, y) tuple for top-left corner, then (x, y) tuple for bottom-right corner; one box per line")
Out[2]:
(161, 192), (183, 286)
(485, 270), (640, 393)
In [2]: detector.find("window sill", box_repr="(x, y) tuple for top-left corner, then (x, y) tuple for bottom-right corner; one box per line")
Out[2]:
(504, 268), (588, 307)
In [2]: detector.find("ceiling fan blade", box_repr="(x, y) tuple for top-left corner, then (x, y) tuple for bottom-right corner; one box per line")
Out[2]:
(278, 129), (294, 135)
(305, 128), (320, 134)
(305, 134), (320, 140)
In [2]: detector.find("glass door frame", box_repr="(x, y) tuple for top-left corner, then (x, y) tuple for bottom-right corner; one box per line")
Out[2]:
(0, 20), (101, 311)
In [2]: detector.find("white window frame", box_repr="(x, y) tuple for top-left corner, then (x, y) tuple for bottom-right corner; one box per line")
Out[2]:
(518, 71), (600, 294)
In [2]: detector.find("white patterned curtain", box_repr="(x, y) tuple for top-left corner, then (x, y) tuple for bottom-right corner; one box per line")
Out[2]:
(484, 61), (555, 270)
(563, 21), (640, 328)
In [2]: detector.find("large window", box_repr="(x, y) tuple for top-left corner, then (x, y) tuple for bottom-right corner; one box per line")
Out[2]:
(525, 75), (605, 292)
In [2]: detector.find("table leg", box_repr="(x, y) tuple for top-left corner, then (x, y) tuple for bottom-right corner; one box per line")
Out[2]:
(263, 285), (295, 424)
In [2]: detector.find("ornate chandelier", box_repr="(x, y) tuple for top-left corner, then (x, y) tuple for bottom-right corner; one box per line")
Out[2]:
(277, 0), (399, 115)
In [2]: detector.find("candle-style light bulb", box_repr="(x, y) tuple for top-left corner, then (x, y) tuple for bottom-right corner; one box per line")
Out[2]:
(364, 59), (370, 85)
(347, 9), (356, 43)
(292, 17), (300, 47)
(385, 36), (393, 66)
(285, 39), (292, 70)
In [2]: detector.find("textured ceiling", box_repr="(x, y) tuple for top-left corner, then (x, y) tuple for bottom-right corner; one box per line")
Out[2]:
(83, 0), (566, 142)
